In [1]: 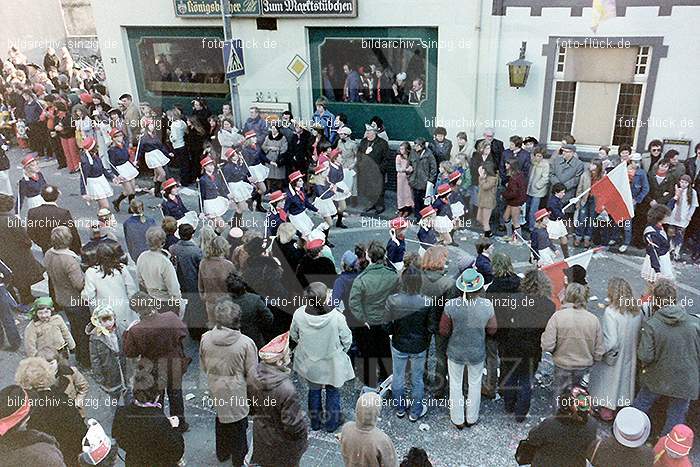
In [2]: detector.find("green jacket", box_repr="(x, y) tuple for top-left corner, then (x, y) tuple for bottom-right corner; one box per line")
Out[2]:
(638, 305), (700, 400)
(349, 263), (399, 325)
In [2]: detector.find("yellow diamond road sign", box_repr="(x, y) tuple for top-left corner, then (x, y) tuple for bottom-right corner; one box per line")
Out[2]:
(287, 55), (309, 81)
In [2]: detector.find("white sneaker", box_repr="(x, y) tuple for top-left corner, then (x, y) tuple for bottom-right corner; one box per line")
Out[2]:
(619, 245), (628, 253)
(408, 404), (428, 422)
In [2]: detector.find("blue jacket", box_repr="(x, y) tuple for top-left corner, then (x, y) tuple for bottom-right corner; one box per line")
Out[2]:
(328, 163), (344, 184)
(313, 183), (335, 200)
(79, 152), (110, 195)
(432, 197), (453, 219)
(123, 215), (157, 261)
(242, 116), (268, 146)
(161, 195), (189, 220)
(264, 208), (286, 238)
(17, 173), (46, 212)
(631, 168), (650, 205)
(644, 225), (669, 273)
(345, 71), (361, 102)
(417, 226), (437, 248)
(136, 133), (170, 164)
(547, 196), (565, 221)
(241, 145), (269, 166)
(284, 186), (317, 215)
(24, 100), (42, 125)
(199, 174), (226, 200)
(108, 144), (131, 167)
(475, 254), (494, 285)
(222, 161), (249, 183)
(386, 239), (406, 264)
(531, 227), (555, 261)
(312, 109), (335, 141)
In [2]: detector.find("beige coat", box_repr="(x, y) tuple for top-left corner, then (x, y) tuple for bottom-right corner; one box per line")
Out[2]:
(477, 174), (498, 209)
(199, 327), (258, 423)
(198, 257), (236, 325)
(44, 248), (84, 308)
(136, 249), (181, 302)
(24, 315), (76, 357)
(541, 306), (604, 370)
(527, 159), (550, 198)
(341, 393), (398, 467)
(61, 366), (90, 417)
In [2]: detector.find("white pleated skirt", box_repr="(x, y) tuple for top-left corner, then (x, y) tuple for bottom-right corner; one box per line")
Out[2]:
(332, 181), (351, 201)
(434, 215), (453, 233)
(227, 181), (254, 203)
(145, 149), (170, 169)
(248, 164), (269, 183)
(641, 253), (675, 282)
(114, 161), (139, 181)
(203, 196), (229, 218)
(314, 197), (337, 217)
(289, 211), (314, 236)
(86, 175), (114, 200)
(547, 219), (568, 240)
(176, 211), (199, 231)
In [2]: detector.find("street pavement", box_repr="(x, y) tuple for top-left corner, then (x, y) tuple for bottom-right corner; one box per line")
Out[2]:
(1, 147), (698, 466)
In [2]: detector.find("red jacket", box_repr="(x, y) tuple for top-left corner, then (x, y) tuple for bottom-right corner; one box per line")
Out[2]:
(503, 172), (527, 206)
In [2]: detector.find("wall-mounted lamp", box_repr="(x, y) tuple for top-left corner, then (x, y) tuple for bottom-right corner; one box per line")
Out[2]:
(507, 41), (532, 88)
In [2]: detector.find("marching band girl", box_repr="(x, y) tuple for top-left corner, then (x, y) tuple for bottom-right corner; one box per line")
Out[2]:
(285, 170), (318, 237)
(530, 208), (560, 266)
(241, 130), (269, 212)
(547, 183), (570, 258)
(199, 156), (229, 230)
(417, 206), (438, 257)
(641, 204), (674, 286)
(16, 153), (47, 215)
(107, 128), (138, 212)
(221, 147), (254, 230)
(387, 217), (408, 272)
(432, 183), (455, 246)
(79, 137), (113, 211)
(447, 170), (465, 229)
(310, 159), (338, 247)
(136, 118), (171, 197)
(264, 190), (287, 243)
(328, 148), (349, 229)
(161, 178), (198, 230)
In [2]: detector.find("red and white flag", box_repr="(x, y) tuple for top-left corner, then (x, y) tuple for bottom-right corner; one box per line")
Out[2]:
(541, 248), (601, 309)
(590, 162), (634, 223)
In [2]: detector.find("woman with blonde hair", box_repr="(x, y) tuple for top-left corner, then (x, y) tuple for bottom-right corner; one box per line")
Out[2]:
(588, 277), (642, 421)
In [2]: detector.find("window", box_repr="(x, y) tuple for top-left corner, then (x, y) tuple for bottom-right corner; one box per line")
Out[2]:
(550, 81), (577, 142)
(635, 46), (650, 76)
(136, 37), (227, 97)
(612, 83), (643, 146)
(318, 38), (428, 105)
(556, 45), (566, 73)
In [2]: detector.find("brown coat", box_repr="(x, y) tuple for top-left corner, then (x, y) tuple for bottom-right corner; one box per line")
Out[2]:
(200, 327), (258, 423)
(477, 174), (498, 209)
(24, 315), (76, 357)
(44, 248), (84, 308)
(341, 392), (398, 467)
(0, 429), (66, 467)
(198, 257), (236, 324)
(248, 362), (308, 467)
(57, 366), (90, 417)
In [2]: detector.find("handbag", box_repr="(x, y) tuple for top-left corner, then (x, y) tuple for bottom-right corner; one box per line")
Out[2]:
(515, 439), (537, 465)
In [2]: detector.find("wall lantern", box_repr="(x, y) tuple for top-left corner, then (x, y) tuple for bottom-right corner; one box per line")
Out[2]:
(507, 41), (532, 89)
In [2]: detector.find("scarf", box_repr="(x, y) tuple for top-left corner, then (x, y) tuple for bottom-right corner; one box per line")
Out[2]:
(0, 390), (30, 436)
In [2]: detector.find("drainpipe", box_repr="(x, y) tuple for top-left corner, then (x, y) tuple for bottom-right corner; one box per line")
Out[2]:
(471, 0), (483, 143)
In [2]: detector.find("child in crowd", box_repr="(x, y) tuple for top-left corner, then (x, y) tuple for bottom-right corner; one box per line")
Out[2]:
(447, 171), (466, 230)
(432, 184), (455, 246)
(641, 204), (674, 285)
(221, 147), (254, 230)
(547, 183), (569, 258)
(667, 174), (698, 261)
(38, 346), (89, 417)
(387, 217), (408, 273)
(502, 159), (527, 244)
(24, 297), (76, 359)
(475, 237), (494, 286)
(531, 209), (560, 266)
(87, 305), (128, 399)
(653, 424), (694, 467)
(437, 161), (453, 187)
(417, 206), (438, 257)
(311, 159), (339, 247)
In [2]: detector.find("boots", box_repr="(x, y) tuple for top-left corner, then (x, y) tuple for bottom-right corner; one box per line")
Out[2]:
(253, 192), (265, 213)
(127, 194), (135, 204)
(561, 242), (570, 258)
(308, 389), (323, 431)
(335, 212), (348, 229)
(484, 230), (493, 238)
(112, 193), (127, 212)
(323, 229), (335, 248)
(153, 181), (162, 197)
(230, 212), (245, 230)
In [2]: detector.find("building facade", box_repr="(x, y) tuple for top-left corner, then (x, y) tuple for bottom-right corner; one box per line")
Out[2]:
(92, 0), (700, 155)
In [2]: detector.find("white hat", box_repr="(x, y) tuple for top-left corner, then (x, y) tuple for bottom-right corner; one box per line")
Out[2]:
(613, 407), (651, 448)
(338, 126), (352, 136)
(630, 152), (642, 161)
(396, 72), (407, 81)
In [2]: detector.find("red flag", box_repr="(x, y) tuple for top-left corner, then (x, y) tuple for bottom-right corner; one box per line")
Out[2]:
(590, 162), (634, 222)
(541, 248), (600, 308)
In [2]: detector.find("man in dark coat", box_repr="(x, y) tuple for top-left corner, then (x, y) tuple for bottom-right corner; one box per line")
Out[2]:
(0, 194), (44, 304)
(123, 292), (191, 432)
(287, 123), (313, 174)
(357, 124), (391, 214)
(169, 223), (205, 340)
(226, 273), (274, 349)
(475, 128), (505, 170)
(248, 332), (308, 467)
(26, 185), (81, 254)
(408, 138), (437, 218)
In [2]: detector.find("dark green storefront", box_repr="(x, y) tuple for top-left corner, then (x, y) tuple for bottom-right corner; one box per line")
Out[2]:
(308, 27), (438, 141)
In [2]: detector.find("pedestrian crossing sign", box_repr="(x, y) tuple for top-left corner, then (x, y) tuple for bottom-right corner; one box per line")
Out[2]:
(223, 39), (245, 79)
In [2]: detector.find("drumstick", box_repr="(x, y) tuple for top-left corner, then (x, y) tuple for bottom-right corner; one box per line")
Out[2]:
(77, 155), (91, 207)
(196, 179), (203, 214)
